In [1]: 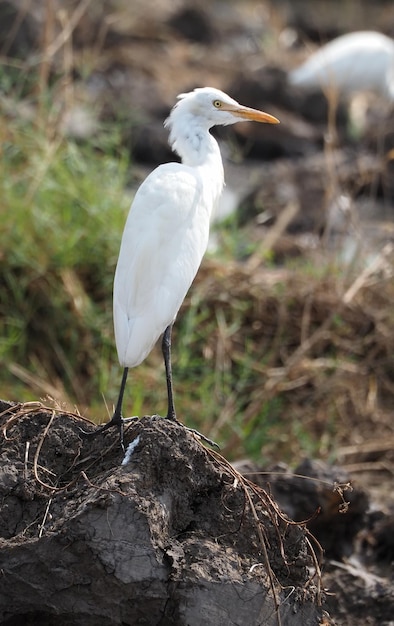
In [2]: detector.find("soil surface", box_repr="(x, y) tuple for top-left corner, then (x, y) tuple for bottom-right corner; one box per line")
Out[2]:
(1, 400), (393, 625)
(0, 400), (328, 626)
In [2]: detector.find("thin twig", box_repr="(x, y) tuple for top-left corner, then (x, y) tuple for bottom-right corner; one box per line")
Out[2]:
(42, 0), (93, 61)
(342, 243), (393, 304)
(38, 494), (54, 538)
(24, 441), (30, 480)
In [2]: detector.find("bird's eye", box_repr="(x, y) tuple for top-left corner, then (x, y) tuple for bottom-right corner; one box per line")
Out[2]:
(213, 100), (222, 108)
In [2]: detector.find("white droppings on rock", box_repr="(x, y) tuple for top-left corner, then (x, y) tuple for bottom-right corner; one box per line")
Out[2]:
(121, 435), (141, 466)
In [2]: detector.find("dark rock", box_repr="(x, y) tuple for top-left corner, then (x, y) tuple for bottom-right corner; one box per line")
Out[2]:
(0, 401), (327, 626)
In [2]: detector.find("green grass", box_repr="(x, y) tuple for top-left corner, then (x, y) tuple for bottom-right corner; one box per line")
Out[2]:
(0, 112), (132, 409)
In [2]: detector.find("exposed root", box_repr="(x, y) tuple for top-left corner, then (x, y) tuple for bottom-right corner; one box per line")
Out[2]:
(205, 446), (325, 620)
(1, 400), (325, 621)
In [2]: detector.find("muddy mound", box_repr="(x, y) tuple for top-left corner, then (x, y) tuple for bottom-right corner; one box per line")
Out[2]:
(0, 400), (327, 626)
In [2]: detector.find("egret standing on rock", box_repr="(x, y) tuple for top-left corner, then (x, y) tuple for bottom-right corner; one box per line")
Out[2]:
(84, 87), (279, 447)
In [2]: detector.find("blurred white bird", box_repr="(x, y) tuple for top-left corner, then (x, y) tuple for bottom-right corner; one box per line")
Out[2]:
(289, 31), (394, 100)
(84, 87), (279, 447)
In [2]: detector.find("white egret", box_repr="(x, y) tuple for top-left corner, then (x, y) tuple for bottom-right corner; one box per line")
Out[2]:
(289, 31), (394, 100)
(84, 87), (279, 447)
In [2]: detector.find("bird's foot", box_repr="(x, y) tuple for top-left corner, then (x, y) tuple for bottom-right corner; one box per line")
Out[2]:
(79, 413), (138, 451)
(165, 414), (219, 449)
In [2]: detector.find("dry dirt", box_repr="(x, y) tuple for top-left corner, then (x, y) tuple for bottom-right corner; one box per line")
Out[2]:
(1, 400), (393, 625)
(1, 400), (328, 626)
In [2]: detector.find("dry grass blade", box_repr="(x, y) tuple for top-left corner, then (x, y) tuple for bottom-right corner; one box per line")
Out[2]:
(9, 363), (72, 405)
(340, 461), (394, 474)
(189, 254), (394, 459)
(40, 0), (94, 63)
(243, 485), (282, 625)
(32, 409), (66, 492)
(38, 494), (55, 538)
(304, 534), (323, 602)
(24, 440), (30, 480)
(246, 202), (300, 272)
(342, 243), (394, 304)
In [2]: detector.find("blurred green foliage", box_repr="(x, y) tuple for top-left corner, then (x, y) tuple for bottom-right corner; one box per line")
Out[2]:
(0, 113), (131, 408)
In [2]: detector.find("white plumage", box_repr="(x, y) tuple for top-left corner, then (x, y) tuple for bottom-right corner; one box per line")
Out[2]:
(113, 164), (210, 368)
(86, 86), (279, 445)
(114, 91), (226, 368)
(289, 31), (394, 100)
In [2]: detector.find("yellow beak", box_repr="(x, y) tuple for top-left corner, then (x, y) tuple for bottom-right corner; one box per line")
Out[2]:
(226, 104), (280, 124)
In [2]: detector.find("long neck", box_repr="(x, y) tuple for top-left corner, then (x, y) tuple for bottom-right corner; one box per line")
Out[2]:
(167, 110), (219, 163)
(166, 110), (225, 205)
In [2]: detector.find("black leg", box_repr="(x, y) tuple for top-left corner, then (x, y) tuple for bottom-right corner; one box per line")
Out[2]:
(162, 323), (176, 420)
(161, 323), (219, 449)
(80, 367), (134, 450)
(113, 366), (129, 423)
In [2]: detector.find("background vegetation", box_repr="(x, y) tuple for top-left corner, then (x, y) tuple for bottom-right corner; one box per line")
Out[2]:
(1, 0), (393, 466)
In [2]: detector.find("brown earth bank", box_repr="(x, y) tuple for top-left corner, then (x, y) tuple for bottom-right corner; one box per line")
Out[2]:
(0, 400), (327, 626)
(1, 400), (393, 626)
